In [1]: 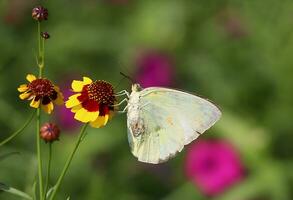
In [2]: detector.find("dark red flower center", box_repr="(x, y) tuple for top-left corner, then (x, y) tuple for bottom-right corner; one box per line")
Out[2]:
(77, 80), (116, 113)
(28, 78), (54, 98)
(87, 80), (115, 105)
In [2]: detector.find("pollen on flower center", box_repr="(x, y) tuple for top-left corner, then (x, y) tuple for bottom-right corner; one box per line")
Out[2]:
(29, 78), (54, 97)
(87, 80), (115, 105)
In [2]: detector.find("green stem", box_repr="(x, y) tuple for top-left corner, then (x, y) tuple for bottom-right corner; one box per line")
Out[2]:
(39, 62), (43, 78)
(49, 124), (88, 200)
(44, 143), (52, 200)
(0, 111), (35, 147)
(42, 37), (45, 70)
(36, 21), (45, 200)
(36, 108), (44, 200)
(38, 22), (41, 56)
(37, 21), (44, 77)
(37, 22), (42, 69)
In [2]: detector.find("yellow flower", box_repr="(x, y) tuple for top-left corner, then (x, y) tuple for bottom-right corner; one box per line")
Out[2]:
(65, 77), (116, 128)
(18, 74), (64, 114)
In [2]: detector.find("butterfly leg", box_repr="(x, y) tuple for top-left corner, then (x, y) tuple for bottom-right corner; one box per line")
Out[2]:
(116, 90), (128, 94)
(113, 98), (128, 107)
(114, 98), (129, 113)
(115, 90), (129, 97)
(117, 105), (129, 113)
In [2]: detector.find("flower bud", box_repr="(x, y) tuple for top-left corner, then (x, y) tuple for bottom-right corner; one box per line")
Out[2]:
(41, 32), (50, 39)
(32, 6), (48, 21)
(40, 123), (60, 143)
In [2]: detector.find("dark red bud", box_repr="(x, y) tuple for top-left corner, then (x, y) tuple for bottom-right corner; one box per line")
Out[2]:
(40, 123), (60, 143)
(32, 6), (48, 21)
(41, 32), (50, 39)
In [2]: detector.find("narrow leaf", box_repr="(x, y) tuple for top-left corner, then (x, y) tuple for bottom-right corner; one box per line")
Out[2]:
(0, 182), (32, 200)
(46, 186), (55, 199)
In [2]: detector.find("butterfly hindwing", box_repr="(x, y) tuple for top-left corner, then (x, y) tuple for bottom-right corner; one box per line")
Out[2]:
(127, 87), (221, 164)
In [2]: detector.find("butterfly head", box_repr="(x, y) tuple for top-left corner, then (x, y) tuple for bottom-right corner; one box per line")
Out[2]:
(131, 83), (142, 92)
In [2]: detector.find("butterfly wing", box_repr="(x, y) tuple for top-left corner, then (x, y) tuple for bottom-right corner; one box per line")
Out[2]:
(127, 87), (221, 164)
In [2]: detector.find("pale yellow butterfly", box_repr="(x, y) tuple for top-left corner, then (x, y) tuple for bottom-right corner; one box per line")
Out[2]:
(120, 84), (221, 164)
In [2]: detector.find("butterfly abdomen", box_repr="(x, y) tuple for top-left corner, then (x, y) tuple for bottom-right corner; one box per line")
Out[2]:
(127, 90), (145, 137)
(130, 119), (145, 137)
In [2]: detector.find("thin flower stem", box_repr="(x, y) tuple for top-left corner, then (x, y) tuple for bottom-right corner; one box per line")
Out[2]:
(37, 22), (40, 65)
(0, 111), (35, 147)
(39, 62), (43, 78)
(40, 37), (45, 77)
(36, 21), (44, 200)
(37, 22), (42, 69)
(49, 124), (88, 200)
(37, 21), (44, 77)
(36, 108), (44, 200)
(44, 143), (52, 200)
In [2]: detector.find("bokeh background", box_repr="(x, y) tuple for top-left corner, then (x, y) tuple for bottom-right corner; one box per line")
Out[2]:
(1, 0), (293, 199)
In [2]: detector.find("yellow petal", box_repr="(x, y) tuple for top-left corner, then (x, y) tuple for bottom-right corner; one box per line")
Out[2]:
(19, 92), (31, 100)
(71, 105), (82, 113)
(69, 93), (80, 99)
(30, 98), (40, 108)
(90, 116), (105, 128)
(71, 77), (92, 92)
(54, 91), (64, 105)
(74, 108), (99, 123)
(104, 114), (109, 126)
(42, 102), (54, 114)
(71, 80), (84, 92)
(65, 94), (81, 108)
(26, 74), (36, 82)
(83, 77), (92, 84)
(50, 102), (54, 113)
(17, 84), (28, 92)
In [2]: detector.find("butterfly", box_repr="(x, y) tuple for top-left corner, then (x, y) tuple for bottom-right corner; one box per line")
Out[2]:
(117, 84), (221, 164)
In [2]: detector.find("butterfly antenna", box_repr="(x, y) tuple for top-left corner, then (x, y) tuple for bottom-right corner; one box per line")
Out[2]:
(120, 72), (134, 84)
(113, 76), (125, 90)
(113, 58), (135, 90)
(113, 72), (134, 91)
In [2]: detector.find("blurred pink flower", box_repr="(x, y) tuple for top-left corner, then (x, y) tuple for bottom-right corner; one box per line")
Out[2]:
(55, 83), (79, 131)
(185, 139), (244, 196)
(135, 51), (174, 88)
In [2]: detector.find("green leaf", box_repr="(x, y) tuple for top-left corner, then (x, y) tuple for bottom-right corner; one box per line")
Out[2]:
(0, 182), (32, 200)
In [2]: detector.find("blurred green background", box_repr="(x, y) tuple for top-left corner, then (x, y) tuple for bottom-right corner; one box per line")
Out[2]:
(1, 0), (293, 199)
